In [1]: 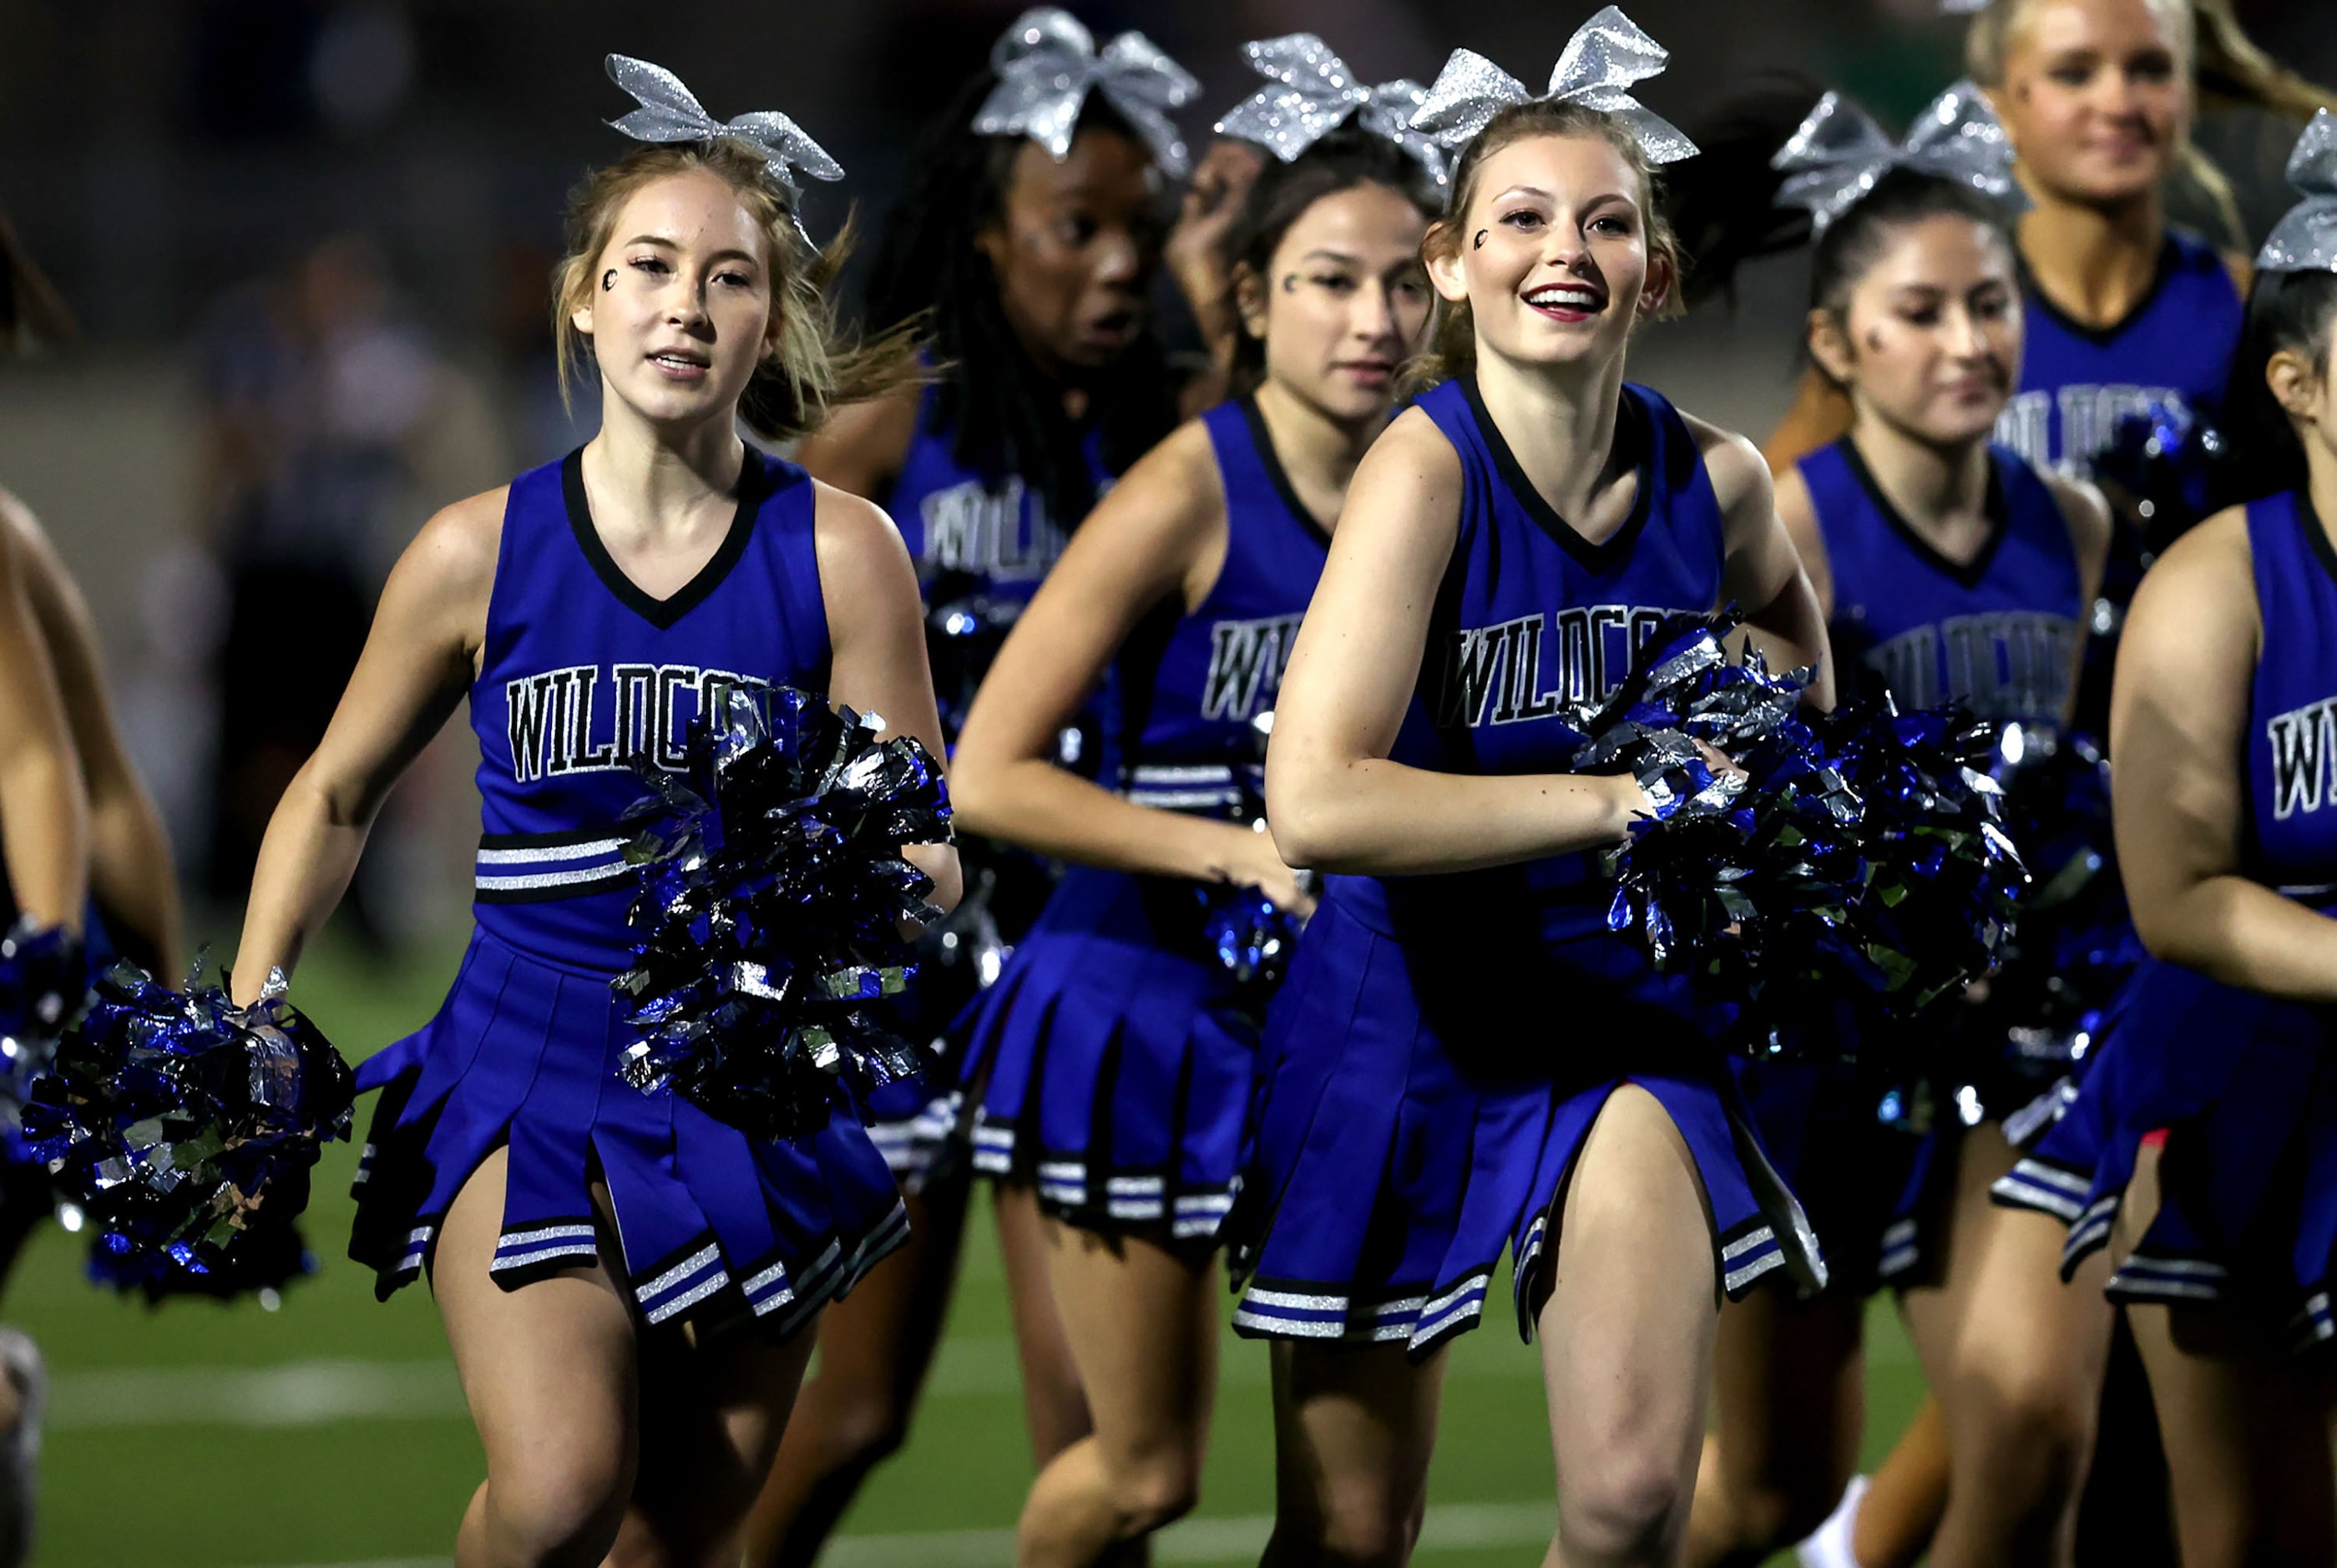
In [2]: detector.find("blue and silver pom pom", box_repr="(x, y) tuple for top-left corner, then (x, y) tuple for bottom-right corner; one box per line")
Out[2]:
(23, 959), (353, 1293)
(1577, 610), (2026, 1055)
(0, 919), (84, 1133)
(613, 685), (954, 1141)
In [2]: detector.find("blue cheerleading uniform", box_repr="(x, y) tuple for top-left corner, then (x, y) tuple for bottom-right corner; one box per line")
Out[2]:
(859, 384), (1115, 1188)
(1740, 438), (2083, 1290)
(1228, 378), (1822, 1358)
(889, 380), (1097, 608)
(347, 448), (908, 1335)
(2005, 490), (2337, 1347)
(959, 397), (1324, 1247)
(1994, 231), (2242, 484)
(1999, 231), (2242, 743)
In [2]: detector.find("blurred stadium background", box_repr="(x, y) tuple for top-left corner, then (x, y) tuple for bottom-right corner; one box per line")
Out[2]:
(0, 1), (2330, 1563)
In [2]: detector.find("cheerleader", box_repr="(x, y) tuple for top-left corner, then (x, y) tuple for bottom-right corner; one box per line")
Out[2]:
(942, 52), (1441, 1556)
(230, 59), (957, 1565)
(746, 13), (1252, 1560)
(1229, 13), (1834, 1563)
(1763, 0), (2330, 483)
(1737, 7), (2329, 1563)
(1987, 109), (2337, 1566)
(1661, 84), (2111, 1568)
(0, 201), (100, 1568)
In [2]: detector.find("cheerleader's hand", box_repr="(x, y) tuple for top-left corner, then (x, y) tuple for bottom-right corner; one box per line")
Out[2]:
(1208, 820), (1319, 919)
(1166, 139), (1267, 346)
(1692, 735), (1748, 784)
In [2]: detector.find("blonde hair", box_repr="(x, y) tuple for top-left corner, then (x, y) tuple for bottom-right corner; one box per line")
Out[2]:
(1404, 100), (1682, 394)
(1965, 0), (2336, 245)
(552, 139), (920, 441)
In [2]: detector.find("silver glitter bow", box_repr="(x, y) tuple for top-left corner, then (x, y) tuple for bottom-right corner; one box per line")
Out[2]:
(972, 8), (1199, 177)
(2259, 109), (2337, 274)
(1409, 6), (1697, 166)
(1773, 80), (2023, 236)
(1215, 34), (1447, 185)
(604, 55), (843, 244)
(1939, 0), (1990, 13)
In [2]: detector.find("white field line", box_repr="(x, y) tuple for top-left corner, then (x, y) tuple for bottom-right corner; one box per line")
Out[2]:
(52, 1358), (465, 1430)
(55, 1306), (1915, 1433)
(49, 1333), (1543, 1432)
(53, 1315), (1910, 1432)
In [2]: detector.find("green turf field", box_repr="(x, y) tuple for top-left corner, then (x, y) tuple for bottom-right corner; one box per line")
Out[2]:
(7, 933), (1930, 1567)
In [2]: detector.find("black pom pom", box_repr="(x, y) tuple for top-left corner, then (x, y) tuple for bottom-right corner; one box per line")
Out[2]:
(613, 685), (954, 1141)
(1576, 611), (2026, 1057)
(23, 961), (353, 1292)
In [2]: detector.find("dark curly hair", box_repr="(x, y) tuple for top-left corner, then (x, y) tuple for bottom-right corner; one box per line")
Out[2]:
(860, 75), (1179, 534)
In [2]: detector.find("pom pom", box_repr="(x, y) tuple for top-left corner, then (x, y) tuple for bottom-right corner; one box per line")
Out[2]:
(23, 960), (354, 1292)
(1195, 874), (1303, 1012)
(2094, 397), (2228, 565)
(0, 919), (86, 1131)
(613, 685), (954, 1141)
(1581, 611), (2026, 1055)
(82, 1201), (317, 1307)
(1191, 712), (1306, 1013)
(1814, 698), (2026, 1012)
(926, 584), (1024, 740)
(1956, 729), (2141, 1065)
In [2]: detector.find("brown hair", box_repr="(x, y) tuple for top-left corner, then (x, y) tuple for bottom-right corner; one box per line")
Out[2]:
(1965, 0), (2336, 246)
(1222, 129), (1442, 400)
(0, 207), (77, 358)
(1403, 99), (1682, 393)
(552, 139), (920, 442)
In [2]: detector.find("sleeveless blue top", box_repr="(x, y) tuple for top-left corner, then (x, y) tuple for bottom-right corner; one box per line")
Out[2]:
(471, 448), (832, 974)
(2247, 490), (2337, 904)
(884, 382), (1107, 607)
(1113, 398), (1328, 816)
(1803, 438), (2082, 729)
(1996, 231), (2242, 482)
(1331, 377), (1727, 949)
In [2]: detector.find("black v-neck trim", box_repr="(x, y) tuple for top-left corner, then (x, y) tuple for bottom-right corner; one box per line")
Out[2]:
(2298, 489), (2337, 595)
(1237, 394), (1333, 547)
(561, 448), (766, 630)
(1461, 375), (1653, 570)
(2019, 234), (2178, 349)
(1836, 438), (2009, 590)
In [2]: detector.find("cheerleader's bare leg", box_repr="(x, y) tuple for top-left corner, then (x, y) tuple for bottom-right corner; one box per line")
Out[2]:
(439, 1148), (640, 1568)
(438, 1146), (818, 1568)
(1257, 1342), (1447, 1567)
(1925, 1207), (2115, 1567)
(610, 1292), (819, 1567)
(998, 1182), (1106, 1468)
(1535, 1085), (1721, 1568)
(1682, 1287), (1865, 1565)
(1849, 1398), (1948, 1567)
(743, 1174), (974, 1567)
(1013, 1221), (1215, 1566)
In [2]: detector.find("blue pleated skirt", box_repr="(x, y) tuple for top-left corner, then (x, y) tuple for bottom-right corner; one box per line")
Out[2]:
(1227, 878), (1823, 1361)
(1990, 957), (2337, 1349)
(1738, 1012), (2081, 1293)
(959, 865), (1257, 1248)
(347, 926), (908, 1337)
(1733, 1056), (1925, 1293)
